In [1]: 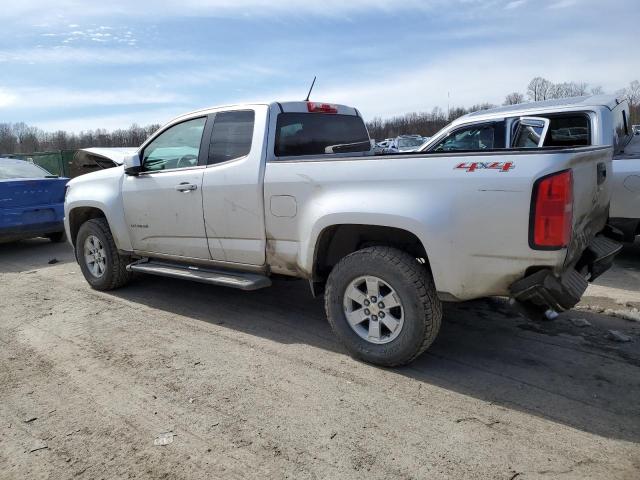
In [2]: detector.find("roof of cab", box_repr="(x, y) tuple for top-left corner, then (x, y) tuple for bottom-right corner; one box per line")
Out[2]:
(169, 101), (360, 124)
(464, 95), (622, 120)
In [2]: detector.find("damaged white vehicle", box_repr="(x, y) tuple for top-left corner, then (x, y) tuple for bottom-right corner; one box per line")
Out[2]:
(65, 100), (620, 366)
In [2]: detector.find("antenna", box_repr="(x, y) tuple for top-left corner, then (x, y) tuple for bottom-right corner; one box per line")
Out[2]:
(304, 76), (317, 102)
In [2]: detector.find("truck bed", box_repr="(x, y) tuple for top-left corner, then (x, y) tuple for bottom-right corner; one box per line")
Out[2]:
(264, 145), (612, 301)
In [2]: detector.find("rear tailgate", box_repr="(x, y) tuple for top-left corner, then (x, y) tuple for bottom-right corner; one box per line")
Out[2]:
(511, 145), (621, 316)
(563, 146), (612, 269)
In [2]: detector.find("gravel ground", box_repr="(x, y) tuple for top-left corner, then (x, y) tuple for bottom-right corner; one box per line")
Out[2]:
(1, 239), (639, 479)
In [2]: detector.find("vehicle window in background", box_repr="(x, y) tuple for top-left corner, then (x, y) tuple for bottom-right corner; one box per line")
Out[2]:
(0, 160), (53, 179)
(142, 117), (206, 172)
(275, 113), (370, 157)
(513, 124), (545, 148)
(396, 137), (424, 150)
(432, 125), (495, 151)
(208, 111), (255, 165)
(543, 115), (591, 147)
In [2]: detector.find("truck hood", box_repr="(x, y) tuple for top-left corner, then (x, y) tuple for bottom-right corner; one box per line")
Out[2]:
(76, 147), (138, 167)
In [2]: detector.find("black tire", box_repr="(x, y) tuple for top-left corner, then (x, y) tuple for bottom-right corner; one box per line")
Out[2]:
(324, 246), (442, 367)
(75, 218), (132, 290)
(46, 231), (66, 243)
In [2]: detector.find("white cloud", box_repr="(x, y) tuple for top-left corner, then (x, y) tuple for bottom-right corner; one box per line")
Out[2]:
(0, 0), (502, 23)
(0, 88), (18, 107)
(505, 0), (527, 9)
(0, 47), (199, 65)
(0, 86), (187, 110)
(233, 31), (638, 119)
(548, 0), (578, 8)
(31, 108), (184, 133)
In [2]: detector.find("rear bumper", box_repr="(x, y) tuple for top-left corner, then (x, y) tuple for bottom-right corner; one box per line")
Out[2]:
(510, 234), (622, 315)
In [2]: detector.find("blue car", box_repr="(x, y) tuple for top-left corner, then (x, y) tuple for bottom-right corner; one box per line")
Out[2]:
(0, 158), (68, 243)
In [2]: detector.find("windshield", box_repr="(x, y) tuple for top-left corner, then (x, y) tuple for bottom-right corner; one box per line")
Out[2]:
(275, 113), (370, 157)
(397, 137), (424, 148)
(0, 160), (53, 179)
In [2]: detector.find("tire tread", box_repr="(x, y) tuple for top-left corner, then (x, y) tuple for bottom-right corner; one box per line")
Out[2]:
(325, 246), (442, 367)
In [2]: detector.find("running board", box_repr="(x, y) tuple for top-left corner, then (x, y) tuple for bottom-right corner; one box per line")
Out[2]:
(126, 261), (271, 291)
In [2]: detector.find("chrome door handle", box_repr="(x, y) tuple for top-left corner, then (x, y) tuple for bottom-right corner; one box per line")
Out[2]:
(175, 183), (197, 192)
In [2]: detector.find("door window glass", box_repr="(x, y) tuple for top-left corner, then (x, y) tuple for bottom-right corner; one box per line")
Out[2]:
(432, 125), (495, 151)
(142, 117), (206, 172)
(513, 124), (545, 148)
(208, 111), (255, 165)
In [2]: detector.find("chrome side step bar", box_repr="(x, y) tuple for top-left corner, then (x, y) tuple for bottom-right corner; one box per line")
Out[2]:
(126, 260), (272, 291)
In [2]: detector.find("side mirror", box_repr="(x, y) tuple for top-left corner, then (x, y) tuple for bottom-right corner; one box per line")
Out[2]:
(124, 154), (142, 175)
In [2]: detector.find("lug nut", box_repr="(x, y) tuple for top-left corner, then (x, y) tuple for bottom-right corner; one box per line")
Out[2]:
(370, 296), (377, 302)
(371, 315), (378, 321)
(378, 302), (385, 309)
(364, 308), (370, 315)
(379, 312), (385, 318)
(364, 299), (370, 306)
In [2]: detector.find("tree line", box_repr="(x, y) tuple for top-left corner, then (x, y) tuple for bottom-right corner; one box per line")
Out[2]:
(1, 77), (638, 154)
(0, 123), (161, 155)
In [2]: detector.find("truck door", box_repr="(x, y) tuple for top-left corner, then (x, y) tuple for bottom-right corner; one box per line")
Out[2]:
(122, 116), (211, 259)
(201, 106), (268, 265)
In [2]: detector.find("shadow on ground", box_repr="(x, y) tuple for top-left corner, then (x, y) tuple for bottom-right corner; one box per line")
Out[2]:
(108, 269), (640, 444)
(0, 238), (75, 273)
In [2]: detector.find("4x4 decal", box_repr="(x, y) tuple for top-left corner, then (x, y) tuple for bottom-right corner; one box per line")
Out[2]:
(455, 161), (515, 172)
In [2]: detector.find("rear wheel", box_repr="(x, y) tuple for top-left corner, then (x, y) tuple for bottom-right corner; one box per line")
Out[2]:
(325, 246), (442, 367)
(75, 218), (132, 290)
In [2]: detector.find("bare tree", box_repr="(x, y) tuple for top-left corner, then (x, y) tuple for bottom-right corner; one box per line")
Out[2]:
(624, 80), (640, 107)
(527, 77), (552, 101)
(504, 92), (525, 105)
(590, 85), (604, 95)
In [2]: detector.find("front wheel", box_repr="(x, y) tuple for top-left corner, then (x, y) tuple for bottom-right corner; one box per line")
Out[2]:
(325, 246), (442, 367)
(75, 218), (132, 290)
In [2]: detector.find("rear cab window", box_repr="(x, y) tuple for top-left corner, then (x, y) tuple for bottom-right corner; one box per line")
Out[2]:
(274, 113), (370, 158)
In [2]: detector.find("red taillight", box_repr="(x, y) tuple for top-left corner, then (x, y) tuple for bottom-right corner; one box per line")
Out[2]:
(306, 102), (338, 114)
(531, 170), (573, 249)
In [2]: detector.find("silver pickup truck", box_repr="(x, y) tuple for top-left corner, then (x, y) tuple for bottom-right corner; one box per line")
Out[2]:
(418, 95), (640, 242)
(64, 100), (621, 366)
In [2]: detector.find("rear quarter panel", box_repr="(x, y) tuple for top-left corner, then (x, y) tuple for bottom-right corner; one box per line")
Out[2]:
(263, 149), (610, 300)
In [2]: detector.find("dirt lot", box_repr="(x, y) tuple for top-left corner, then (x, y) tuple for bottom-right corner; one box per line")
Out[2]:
(1, 240), (639, 479)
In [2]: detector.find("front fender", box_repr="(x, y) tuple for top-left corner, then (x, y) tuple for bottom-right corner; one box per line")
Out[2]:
(64, 167), (133, 252)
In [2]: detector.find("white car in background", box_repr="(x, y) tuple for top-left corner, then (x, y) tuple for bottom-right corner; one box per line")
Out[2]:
(419, 95), (640, 242)
(385, 135), (426, 153)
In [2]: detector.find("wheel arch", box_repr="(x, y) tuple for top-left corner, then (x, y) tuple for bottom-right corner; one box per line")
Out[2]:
(310, 222), (436, 293)
(68, 206), (107, 247)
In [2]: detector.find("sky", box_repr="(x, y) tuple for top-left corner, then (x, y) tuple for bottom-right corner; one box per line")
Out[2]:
(0, 0), (638, 132)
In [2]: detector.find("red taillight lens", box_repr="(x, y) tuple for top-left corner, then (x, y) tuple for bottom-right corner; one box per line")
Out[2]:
(532, 170), (573, 249)
(306, 102), (338, 114)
